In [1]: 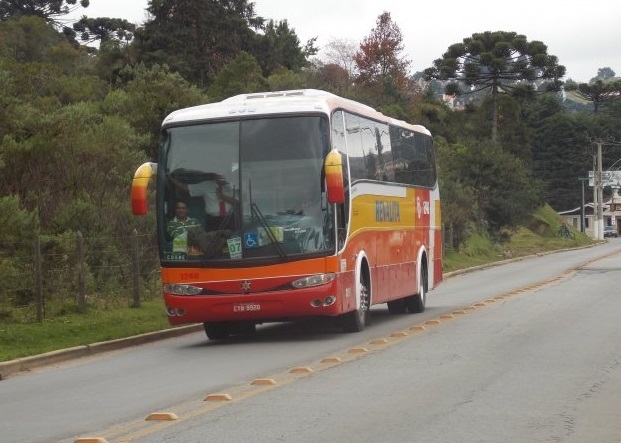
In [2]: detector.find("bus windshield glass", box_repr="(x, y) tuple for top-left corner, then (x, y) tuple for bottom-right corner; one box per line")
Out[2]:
(160, 115), (334, 264)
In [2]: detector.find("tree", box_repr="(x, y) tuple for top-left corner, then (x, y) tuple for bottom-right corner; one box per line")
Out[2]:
(354, 12), (410, 100)
(253, 19), (316, 77)
(323, 37), (357, 84)
(134, 0), (264, 88)
(94, 39), (133, 85)
(102, 63), (206, 159)
(0, 0), (89, 22)
(266, 66), (302, 91)
(207, 51), (268, 101)
(424, 31), (565, 143)
(435, 138), (478, 251)
(530, 111), (591, 210)
(564, 78), (621, 113)
(446, 139), (543, 230)
(0, 14), (67, 63)
(72, 16), (136, 45)
(590, 67), (615, 83)
(0, 0), (90, 46)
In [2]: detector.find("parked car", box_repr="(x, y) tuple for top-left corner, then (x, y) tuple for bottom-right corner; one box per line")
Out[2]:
(603, 226), (618, 238)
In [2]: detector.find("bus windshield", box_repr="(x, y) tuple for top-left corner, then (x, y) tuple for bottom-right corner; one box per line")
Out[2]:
(159, 115), (334, 264)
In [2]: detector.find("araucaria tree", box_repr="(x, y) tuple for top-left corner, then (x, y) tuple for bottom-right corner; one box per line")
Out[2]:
(424, 31), (565, 143)
(0, 0), (89, 22)
(564, 78), (621, 114)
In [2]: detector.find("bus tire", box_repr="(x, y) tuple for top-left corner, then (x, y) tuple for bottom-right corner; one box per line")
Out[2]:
(232, 321), (256, 336)
(387, 299), (407, 314)
(406, 262), (427, 314)
(203, 322), (231, 340)
(342, 265), (370, 332)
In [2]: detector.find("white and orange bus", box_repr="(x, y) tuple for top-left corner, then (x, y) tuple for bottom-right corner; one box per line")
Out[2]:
(132, 89), (442, 340)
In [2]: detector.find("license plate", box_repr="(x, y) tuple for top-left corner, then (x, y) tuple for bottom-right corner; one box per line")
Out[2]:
(233, 303), (261, 313)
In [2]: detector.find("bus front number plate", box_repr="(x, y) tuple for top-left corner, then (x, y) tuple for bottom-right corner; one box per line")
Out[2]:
(233, 303), (261, 313)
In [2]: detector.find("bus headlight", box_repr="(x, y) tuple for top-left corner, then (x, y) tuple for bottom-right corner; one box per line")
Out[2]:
(164, 284), (203, 295)
(292, 273), (335, 289)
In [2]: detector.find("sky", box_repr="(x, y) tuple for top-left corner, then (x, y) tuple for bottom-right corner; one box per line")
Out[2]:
(68, 0), (621, 83)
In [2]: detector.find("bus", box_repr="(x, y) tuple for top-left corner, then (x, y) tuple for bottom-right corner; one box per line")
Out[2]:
(131, 89), (442, 340)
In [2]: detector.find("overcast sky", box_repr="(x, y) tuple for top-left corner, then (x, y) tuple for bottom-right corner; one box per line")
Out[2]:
(69, 0), (621, 83)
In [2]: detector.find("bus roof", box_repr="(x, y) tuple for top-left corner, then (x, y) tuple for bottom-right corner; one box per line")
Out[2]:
(163, 89), (430, 136)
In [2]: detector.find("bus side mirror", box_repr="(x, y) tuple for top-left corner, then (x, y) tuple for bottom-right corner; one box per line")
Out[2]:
(325, 150), (345, 204)
(131, 162), (157, 215)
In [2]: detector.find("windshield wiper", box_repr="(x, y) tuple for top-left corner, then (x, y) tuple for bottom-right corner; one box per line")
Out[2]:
(250, 202), (287, 259)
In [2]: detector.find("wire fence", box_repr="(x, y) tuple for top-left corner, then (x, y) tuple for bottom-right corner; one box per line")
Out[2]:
(0, 230), (161, 323)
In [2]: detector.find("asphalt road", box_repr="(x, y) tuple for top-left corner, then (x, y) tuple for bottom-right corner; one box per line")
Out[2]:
(1, 240), (620, 443)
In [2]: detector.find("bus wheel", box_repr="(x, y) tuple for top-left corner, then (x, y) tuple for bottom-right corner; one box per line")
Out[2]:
(232, 321), (256, 336)
(405, 263), (427, 314)
(203, 322), (231, 340)
(387, 299), (407, 314)
(342, 268), (370, 332)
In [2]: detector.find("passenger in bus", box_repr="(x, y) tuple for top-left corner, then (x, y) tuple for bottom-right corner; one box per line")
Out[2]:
(167, 200), (203, 253)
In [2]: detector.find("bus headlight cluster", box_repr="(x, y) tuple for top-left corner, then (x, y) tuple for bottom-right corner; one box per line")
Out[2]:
(292, 273), (335, 289)
(164, 283), (203, 295)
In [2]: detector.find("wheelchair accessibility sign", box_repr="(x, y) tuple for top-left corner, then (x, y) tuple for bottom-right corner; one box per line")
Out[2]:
(244, 232), (259, 248)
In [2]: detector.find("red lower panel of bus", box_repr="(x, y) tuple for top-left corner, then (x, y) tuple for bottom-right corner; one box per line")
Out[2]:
(164, 282), (342, 325)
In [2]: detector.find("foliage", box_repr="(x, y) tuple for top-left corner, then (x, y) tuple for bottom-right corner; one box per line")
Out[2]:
(102, 63), (207, 159)
(255, 19), (317, 76)
(530, 110), (592, 210)
(440, 138), (543, 231)
(564, 78), (621, 113)
(72, 16), (136, 44)
(301, 59), (351, 94)
(207, 51), (268, 101)
(443, 203), (592, 273)
(354, 12), (411, 103)
(434, 136), (479, 251)
(589, 67), (615, 83)
(133, 0), (260, 87)
(93, 38), (132, 84)
(424, 31), (565, 142)
(0, 195), (38, 313)
(267, 66), (303, 91)
(0, 0), (89, 22)
(322, 37), (357, 83)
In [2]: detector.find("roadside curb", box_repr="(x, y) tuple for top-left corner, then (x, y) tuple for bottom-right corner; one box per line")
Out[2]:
(0, 324), (203, 380)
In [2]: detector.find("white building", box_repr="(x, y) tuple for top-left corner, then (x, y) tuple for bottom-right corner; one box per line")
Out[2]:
(559, 189), (621, 237)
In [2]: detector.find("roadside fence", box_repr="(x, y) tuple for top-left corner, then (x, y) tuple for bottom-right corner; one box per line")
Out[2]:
(0, 230), (160, 323)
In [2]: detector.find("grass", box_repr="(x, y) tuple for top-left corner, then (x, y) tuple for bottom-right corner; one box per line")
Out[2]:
(444, 205), (594, 273)
(0, 204), (596, 363)
(0, 300), (170, 362)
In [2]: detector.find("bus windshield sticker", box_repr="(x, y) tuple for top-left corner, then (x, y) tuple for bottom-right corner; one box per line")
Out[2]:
(227, 237), (243, 259)
(244, 232), (259, 248)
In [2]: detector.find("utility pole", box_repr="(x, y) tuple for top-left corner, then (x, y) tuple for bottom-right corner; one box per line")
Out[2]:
(596, 142), (604, 240)
(579, 177), (587, 233)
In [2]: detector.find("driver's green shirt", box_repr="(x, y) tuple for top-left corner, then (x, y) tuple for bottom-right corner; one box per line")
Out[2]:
(167, 216), (202, 252)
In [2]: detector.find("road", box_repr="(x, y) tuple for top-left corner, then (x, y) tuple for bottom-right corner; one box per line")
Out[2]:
(1, 241), (620, 443)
